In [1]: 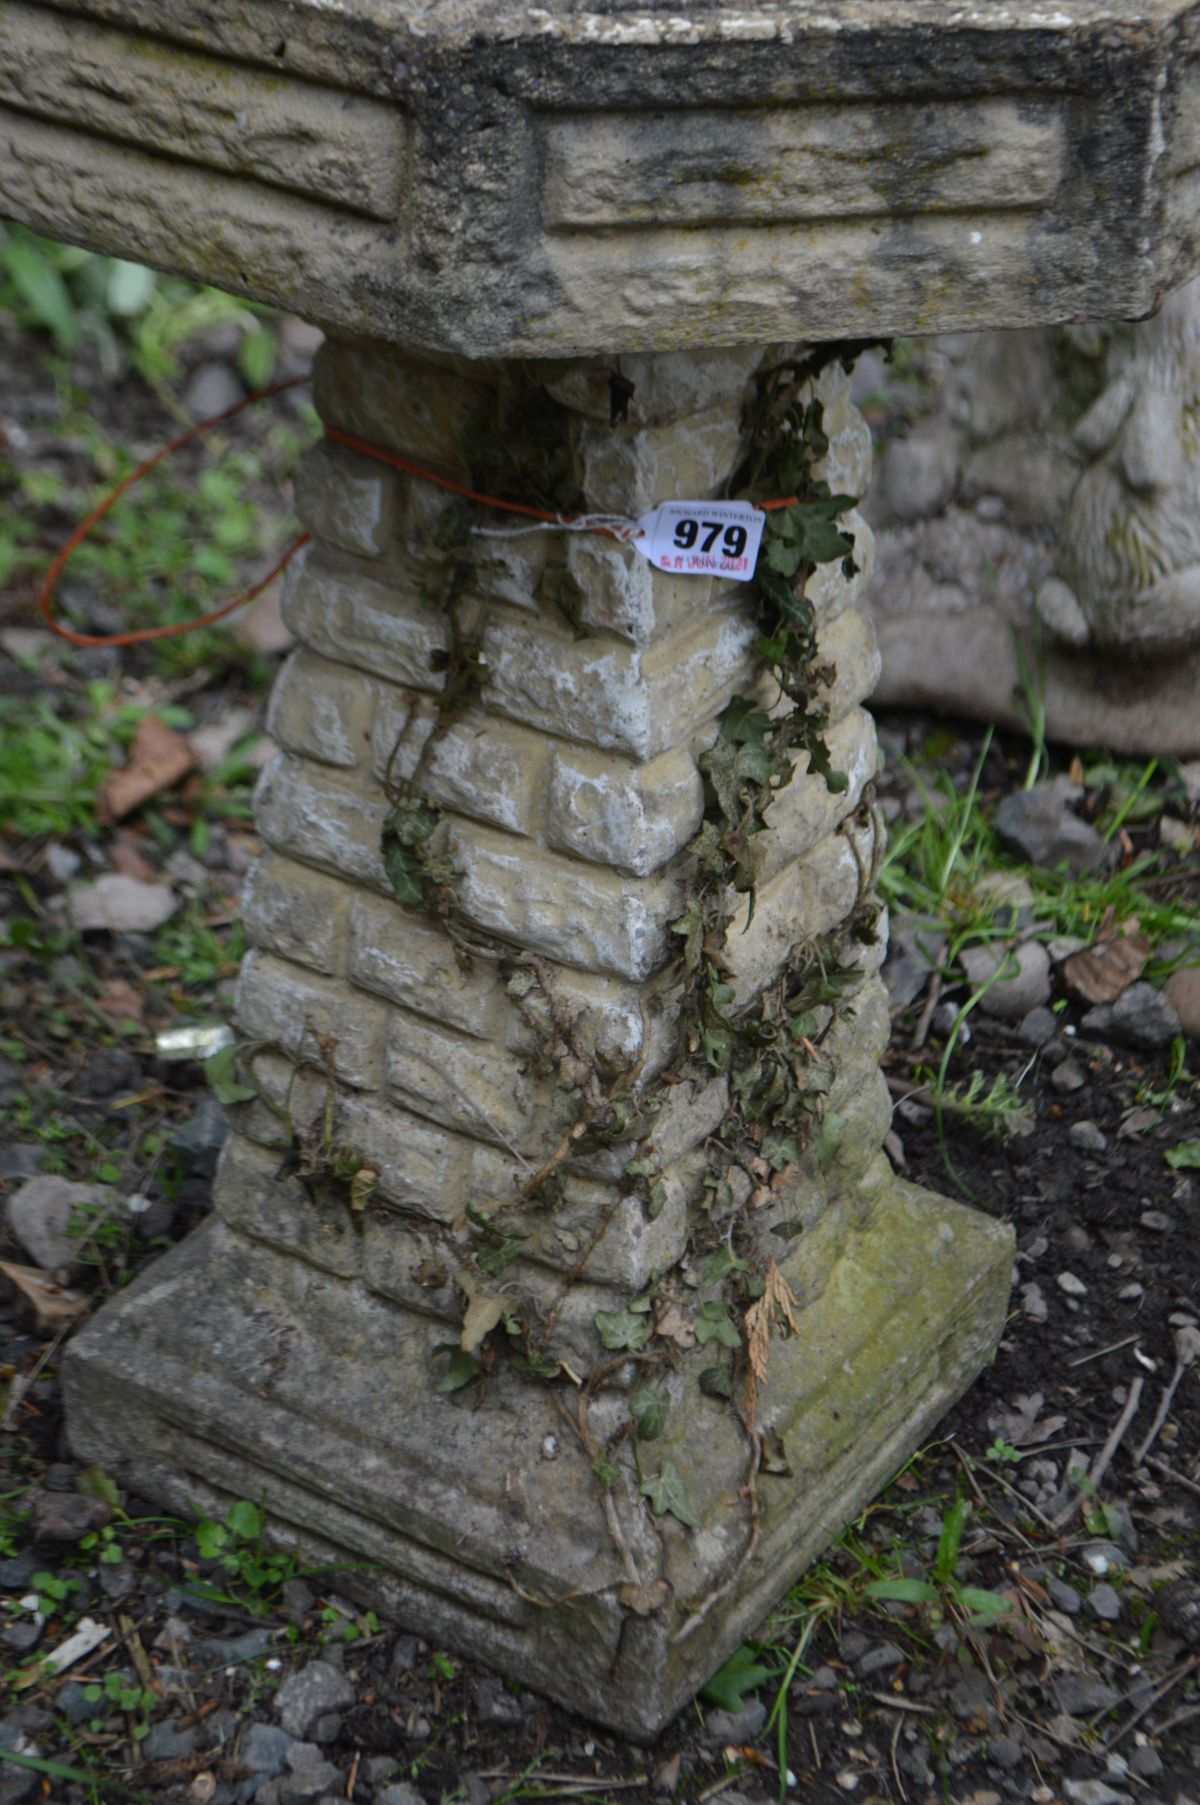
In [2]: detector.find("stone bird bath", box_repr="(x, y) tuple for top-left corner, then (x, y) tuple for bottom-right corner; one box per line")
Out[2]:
(3, 0), (1198, 1737)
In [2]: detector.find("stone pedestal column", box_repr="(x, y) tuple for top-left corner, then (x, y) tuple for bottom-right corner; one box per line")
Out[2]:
(65, 340), (1012, 1737)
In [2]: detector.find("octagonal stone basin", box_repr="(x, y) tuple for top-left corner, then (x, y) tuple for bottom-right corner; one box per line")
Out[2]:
(1, 0), (1199, 357)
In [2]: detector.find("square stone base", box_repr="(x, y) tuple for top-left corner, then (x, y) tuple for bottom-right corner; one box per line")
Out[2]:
(64, 1169), (1012, 1739)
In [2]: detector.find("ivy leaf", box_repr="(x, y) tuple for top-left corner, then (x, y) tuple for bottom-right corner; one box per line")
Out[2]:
(701, 1642), (775, 1711)
(381, 837), (426, 908)
(205, 1043), (257, 1106)
(694, 1300), (741, 1348)
(698, 1364), (733, 1399)
(434, 1346), (483, 1393)
(670, 899), (706, 974)
(593, 1452), (619, 1489)
(702, 1246), (748, 1284)
(1166, 1141), (1200, 1169)
(760, 1131), (799, 1171)
(595, 1308), (650, 1352)
(765, 534), (804, 579)
(630, 1387), (669, 1442)
(640, 1460), (699, 1529)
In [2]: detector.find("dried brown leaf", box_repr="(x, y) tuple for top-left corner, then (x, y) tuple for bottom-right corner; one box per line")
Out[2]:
(0, 1260), (88, 1333)
(456, 1270), (505, 1353)
(617, 1578), (671, 1617)
(744, 1256), (799, 1385)
(1063, 923), (1151, 1005)
(101, 714), (196, 822)
(653, 1302), (696, 1349)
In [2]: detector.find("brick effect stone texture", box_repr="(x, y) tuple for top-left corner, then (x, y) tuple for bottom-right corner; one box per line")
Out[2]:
(225, 341), (886, 1302)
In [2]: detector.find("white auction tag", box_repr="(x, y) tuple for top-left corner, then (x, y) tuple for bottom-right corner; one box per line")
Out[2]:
(633, 499), (764, 583)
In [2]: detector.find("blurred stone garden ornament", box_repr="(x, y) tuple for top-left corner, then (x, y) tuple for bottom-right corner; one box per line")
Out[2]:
(864, 275), (1200, 756)
(4, 0), (1199, 1740)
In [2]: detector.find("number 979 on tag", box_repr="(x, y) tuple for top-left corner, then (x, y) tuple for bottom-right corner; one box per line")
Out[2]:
(634, 499), (765, 585)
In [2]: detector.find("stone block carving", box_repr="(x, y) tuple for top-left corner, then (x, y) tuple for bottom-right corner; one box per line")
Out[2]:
(862, 273), (1200, 755)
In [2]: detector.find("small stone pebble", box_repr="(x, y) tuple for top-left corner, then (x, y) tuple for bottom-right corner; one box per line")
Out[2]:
(141, 1719), (198, 1761)
(1062, 1781), (1128, 1805)
(855, 1641), (905, 1677)
(1057, 1272), (1088, 1297)
(1087, 1583), (1123, 1622)
(1022, 1282), (1048, 1321)
(1057, 1672), (1120, 1715)
(472, 1675), (524, 1727)
(1139, 1210), (1173, 1232)
(703, 1700), (767, 1745)
(1082, 1542), (1128, 1575)
(988, 1733), (1023, 1769)
(1069, 1121), (1108, 1155)
(1047, 1575), (1082, 1615)
(377, 1788), (426, 1805)
(31, 1491), (111, 1544)
(1051, 1058), (1087, 1094)
(279, 1741), (342, 1805)
(1128, 1744), (1163, 1778)
(1118, 1283), (1144, 1301)
(238, 1723), (294, 1777)
(274, 1662), (355, 1740)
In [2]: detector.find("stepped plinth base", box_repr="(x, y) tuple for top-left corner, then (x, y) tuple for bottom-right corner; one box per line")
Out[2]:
(65, 1159), (1011, 1739)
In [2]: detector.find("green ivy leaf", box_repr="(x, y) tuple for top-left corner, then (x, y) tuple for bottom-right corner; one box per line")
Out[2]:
(694, 1301), (741, 1348)
(630, 1387), (669, 1442)
(204, 1043), (257, 1106)
(670, 898), (706, 974)
(593, 1452), (619, 1489)
(434, 1346), (483, 1393)
(1166, 1141), (1200, 1169)
(702, 1246), (748, 1284)
(594, 1308), (650, 1352)
(760, 1131), (799, 1171)
(701, 1642), (775, 1711)
(640, 1460), (699, 1529)
(698, 1364), (733, 1399)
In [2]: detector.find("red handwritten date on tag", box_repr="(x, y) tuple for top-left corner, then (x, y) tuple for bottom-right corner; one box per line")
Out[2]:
(634, 500), (764, 583)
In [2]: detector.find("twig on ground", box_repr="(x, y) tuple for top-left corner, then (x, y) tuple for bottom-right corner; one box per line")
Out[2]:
(1051, 1375), (1144, 1532)
(1069, 1334), (1141, 1368)
(1145, 1454), (1200, 1500)
(1105, 1654), (1200, 1751)
(911, 947), (947, 1053)
(1132, 1328), (1200, 1467)
(890, 1712), (908, 1804)
(866, 1693), (936, 1715)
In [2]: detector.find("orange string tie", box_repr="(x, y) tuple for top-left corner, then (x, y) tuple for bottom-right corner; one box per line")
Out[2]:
(39, 377), (803, 647)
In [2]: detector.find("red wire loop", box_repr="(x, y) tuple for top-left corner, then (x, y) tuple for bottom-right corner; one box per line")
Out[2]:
(38, 376), (806, 647)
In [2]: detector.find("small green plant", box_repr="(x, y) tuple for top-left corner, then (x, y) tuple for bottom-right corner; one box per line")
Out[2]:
(31, 1569), (82, 1616)
(923, 1069), (1034, 1141)
(428, 1650), (457, 1684)
(81, 1670), (156, 1740)
(985, 1437), (1021, 1464)
(190, 1500), (297, 1614)
(865, 1494), (1011, 1630)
